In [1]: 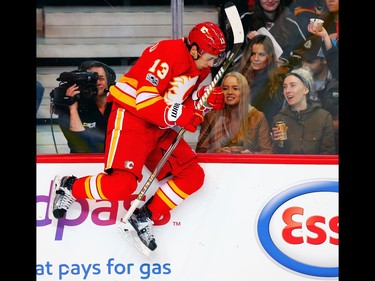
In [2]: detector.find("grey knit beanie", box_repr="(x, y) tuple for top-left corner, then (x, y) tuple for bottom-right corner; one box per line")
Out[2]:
(287, 68), (314, 93)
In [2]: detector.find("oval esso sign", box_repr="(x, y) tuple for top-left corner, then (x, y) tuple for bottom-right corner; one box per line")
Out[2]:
(256, 180), (338, 278)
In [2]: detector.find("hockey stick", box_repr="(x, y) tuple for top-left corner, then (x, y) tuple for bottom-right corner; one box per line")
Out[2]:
(120, 2), (244, 224)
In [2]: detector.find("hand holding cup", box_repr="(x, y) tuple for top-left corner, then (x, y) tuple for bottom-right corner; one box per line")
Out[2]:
(309, 18), (324, 32)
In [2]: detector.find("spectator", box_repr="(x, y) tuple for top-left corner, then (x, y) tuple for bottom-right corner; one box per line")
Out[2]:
(272, 67), (336, 154)
(240, 0), (306, 62)
(232, 34), (285, 130)
(52, 61), (116, 153)
(320, 0), (339, 42)
(295, 35), (338, 152)
(50, 22), (227, 254)
(36, 80), (44, 112)
(307, 20), (338, 81)
(196, 71), (273, 154)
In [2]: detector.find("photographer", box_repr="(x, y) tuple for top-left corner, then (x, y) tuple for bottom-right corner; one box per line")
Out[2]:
(52, 61), (116, 153)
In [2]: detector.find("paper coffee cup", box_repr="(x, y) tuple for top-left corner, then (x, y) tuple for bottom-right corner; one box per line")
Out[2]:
(310, 18), (324, 32)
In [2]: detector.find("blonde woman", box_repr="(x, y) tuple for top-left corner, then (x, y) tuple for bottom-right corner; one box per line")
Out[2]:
(196, 71), (273, 154)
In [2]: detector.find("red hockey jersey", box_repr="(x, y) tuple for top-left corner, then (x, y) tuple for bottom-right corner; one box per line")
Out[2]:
(108, 38), (211, 128)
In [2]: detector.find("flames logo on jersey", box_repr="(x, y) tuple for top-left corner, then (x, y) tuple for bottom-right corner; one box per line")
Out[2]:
(164, 75), (198, 106)
(124, 160), (134, 169)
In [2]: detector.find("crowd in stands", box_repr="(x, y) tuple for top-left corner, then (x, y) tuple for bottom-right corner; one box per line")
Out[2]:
(213, 0), (339, 155)
(39, 0), (339, 155)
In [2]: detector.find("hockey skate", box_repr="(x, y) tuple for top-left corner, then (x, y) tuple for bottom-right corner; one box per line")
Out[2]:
(118, 206), (157, 256)
(50, 175), (77, 219)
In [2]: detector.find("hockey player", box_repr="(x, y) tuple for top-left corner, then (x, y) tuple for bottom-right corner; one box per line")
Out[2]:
(51, 22), (227, 252)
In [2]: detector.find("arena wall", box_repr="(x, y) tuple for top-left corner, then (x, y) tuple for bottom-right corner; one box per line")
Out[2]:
(37, 154), (338, 281)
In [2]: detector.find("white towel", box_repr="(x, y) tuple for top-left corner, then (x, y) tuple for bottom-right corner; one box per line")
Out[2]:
(257, 27), (283, 59)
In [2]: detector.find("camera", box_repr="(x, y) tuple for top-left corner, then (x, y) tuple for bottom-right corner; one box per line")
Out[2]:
(50, 70), (99, 114)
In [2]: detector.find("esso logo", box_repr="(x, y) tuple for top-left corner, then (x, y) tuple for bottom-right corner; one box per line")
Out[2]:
(257, 180), (338, 278)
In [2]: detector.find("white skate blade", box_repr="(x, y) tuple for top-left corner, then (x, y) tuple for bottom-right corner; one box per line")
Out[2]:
(49, 175), (61, 219)
(118, 220), (152, 256)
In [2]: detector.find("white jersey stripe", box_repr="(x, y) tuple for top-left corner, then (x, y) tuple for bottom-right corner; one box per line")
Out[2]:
(160, 181), (184, 205)
(89, 175), (101, 199)
(116, 81), (136, 98)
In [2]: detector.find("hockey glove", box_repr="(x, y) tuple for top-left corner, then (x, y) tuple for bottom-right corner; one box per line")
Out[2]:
(166, 103), (204, 133)
(196, 85), (225, 111)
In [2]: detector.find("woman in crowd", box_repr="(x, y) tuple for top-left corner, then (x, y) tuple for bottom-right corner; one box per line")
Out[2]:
(272, 67), (336, 154)
(233, 34), (285, 129)
(196, 71), (273, 154)
(320, 0), (339, 42)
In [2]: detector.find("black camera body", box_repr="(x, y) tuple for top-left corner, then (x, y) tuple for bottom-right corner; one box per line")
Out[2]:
(50, 70), (99, 114)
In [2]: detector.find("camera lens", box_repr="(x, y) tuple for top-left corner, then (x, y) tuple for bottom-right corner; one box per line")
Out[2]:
(79, 84), (98, 100)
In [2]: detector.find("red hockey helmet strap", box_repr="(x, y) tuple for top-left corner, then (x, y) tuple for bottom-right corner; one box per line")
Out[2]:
(188, 22), (227, 56)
